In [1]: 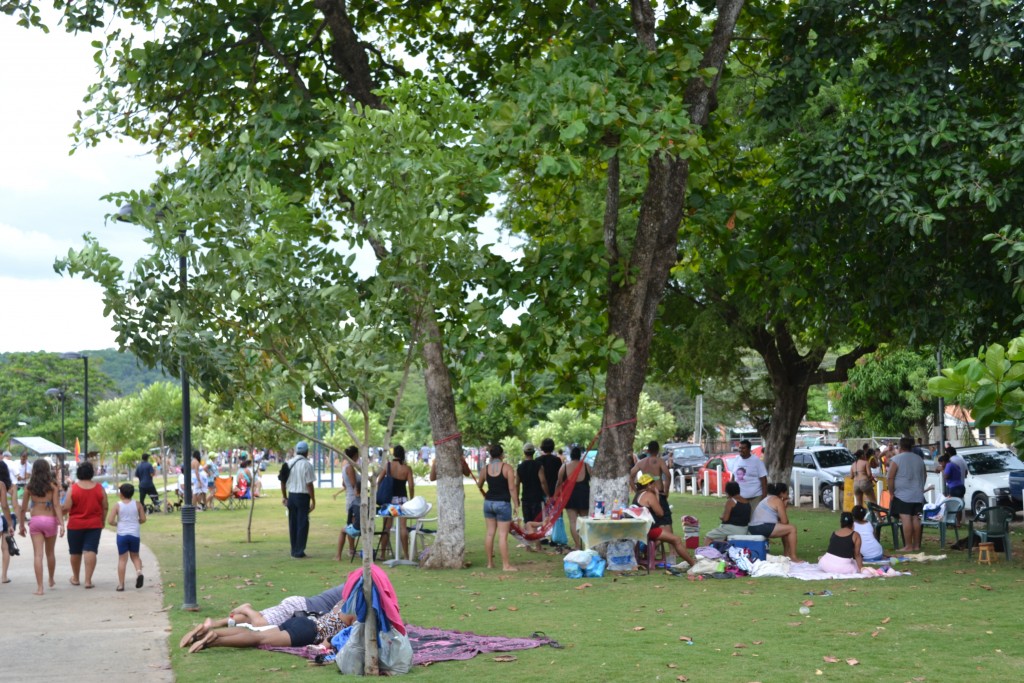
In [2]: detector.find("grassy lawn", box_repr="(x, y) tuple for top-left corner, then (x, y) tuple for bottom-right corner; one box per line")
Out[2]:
(144, 484), (1022, 682)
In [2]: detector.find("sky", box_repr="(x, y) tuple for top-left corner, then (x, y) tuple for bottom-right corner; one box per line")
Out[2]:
(1, 15), (156, 353)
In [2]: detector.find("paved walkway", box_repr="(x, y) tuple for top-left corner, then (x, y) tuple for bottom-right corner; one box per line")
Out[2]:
(0, 526), (173, 682)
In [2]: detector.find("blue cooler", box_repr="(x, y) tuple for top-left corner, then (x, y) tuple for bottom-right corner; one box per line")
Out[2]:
(728, 534), (768, 561)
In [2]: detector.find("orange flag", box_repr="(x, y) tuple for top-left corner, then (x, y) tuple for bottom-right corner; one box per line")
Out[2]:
(74, 437), (81, 463)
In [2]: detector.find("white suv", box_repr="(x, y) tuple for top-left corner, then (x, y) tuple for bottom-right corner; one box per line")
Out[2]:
(792, 446), (856, 508)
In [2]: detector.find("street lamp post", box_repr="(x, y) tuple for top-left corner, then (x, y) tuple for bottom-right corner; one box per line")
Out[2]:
(117, 203), (198, 611)
(44, 388), (66, 448)
(59, 353), (89, 457)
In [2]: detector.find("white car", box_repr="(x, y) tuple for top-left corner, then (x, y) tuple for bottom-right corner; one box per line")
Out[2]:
(792, 446), (856, 508)
(924, 446), (1024, 517)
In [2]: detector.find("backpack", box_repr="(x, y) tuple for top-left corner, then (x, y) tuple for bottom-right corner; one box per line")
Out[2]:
(277, 459), (291, 484)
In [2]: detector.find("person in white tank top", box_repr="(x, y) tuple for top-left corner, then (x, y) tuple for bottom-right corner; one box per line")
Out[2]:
(851, 505), (885, 562)
(106, 483), (147, 591)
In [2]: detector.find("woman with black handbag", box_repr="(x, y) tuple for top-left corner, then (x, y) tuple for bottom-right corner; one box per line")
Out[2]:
(377, 446), (414, 560)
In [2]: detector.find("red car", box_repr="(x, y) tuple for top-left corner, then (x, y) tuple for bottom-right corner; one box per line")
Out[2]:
(697, 453), (740, 494)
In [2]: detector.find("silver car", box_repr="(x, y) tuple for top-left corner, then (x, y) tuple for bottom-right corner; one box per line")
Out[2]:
(792, 446), (856, 508)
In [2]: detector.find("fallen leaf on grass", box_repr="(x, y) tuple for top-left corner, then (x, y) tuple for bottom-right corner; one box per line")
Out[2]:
(731, 652), (742, 657)
(823, 656), (839, 663)
(752, 640), (764, 645)
(493, 655), (517, 662)
(846, 658), (859, 666)
(881, 617), (891, 624)
(678, 635), (693, 643)
(676, 676), (689, 682)
(487, 606), (497, 611)
(978, 584), (993, 591)
(815, 669), (823, 675)
(575, 583), (593, 590)
(734, 643), (747, 649)
(507, 606), (519, 612)
(787, 622), (803, 627)
(802, 600), (814, 607)
(667, 663), (678, 669)
(657, 608), (665, 613)
(632, 626), (645, 631)
(871, 631), (879, 638)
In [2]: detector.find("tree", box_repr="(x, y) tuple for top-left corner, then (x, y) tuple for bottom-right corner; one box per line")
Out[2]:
(650, 1), (1024, 479)
(91, 395), (150, 472)
(0, 352), (118, 448)
(136, 381), (183, 497)
(834, 349), (936, 441)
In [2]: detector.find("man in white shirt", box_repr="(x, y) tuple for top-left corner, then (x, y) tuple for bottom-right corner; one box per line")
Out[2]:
(15, 453), (30, 488)
(730, 440), (768, 508)
(280, 441), (316, 558)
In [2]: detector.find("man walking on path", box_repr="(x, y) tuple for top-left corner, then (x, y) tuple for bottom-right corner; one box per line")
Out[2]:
(887, 436), (927, 552)
(135, 453), (158, 506)
(281, 441), (316, 558)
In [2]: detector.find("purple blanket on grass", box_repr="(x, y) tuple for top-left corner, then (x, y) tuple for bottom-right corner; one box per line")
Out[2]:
(261, 625), (561, 666)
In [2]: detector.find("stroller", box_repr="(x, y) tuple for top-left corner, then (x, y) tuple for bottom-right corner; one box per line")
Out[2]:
(144, 489), (180, 514)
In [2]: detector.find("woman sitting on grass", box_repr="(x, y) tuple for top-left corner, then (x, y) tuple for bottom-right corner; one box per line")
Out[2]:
(633, 473), (695, 567)
(817, 511), (863, 574)
(852, 505), (885, 563)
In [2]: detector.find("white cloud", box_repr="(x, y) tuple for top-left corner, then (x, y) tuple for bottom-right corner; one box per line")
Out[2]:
(0, 275), (118, 352)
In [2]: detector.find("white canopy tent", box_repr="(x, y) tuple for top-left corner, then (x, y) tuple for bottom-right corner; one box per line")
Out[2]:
(9, 436), (71, 456)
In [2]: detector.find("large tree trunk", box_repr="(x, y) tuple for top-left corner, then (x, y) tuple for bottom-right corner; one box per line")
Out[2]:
(594, 0), (746, 504)
(761, 383), (813, 483)
(418, 313), (467, 569)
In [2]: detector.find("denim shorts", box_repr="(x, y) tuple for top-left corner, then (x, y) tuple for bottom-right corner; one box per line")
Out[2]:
(483, 500), (512, 522)
(116, 534), (141, 555)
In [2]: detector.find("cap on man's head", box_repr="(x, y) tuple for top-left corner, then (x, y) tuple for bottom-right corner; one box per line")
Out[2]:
(523, 442), (536, 453)
(296, 441), (309, 455)
(637, 473), (655, 487)
(2, 451), (11, 458)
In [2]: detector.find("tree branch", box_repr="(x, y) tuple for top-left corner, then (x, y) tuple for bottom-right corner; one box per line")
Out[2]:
(630, 0), (657, 51)
(314, 0), (384, 109)
(251, 21), (312, 100)
(811, 345), (877, 384)
(684, 0), (746, 126)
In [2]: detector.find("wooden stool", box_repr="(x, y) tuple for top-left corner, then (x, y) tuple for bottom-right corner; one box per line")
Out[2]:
(976, 542), (995, 565)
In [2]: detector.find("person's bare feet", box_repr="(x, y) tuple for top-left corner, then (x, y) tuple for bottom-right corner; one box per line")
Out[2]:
(179, 619), (213, 649)
(48, 579), (56, 588)
(502, 566), (519, 572)
(188, 631), (217, 654)
(33, 588), (44, 595)
(69, 578), (80, 586)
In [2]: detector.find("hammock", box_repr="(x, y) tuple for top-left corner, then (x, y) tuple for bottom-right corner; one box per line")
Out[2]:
(510, 460), (584, 542)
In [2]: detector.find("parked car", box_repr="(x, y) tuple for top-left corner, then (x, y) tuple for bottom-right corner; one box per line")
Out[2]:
(792, 446), (857, 508)
(924, 446), (1024, 517)
(663, 442), (707, 492)
(697, 453), (741, 494)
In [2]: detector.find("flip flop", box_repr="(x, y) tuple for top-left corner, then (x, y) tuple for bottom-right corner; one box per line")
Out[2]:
(179, 624), (206, 649)
(116, 585), (125, 592)
(2, 578), (10, 583)
(136, 574), (144, 589)
(189, 632), (216, 654)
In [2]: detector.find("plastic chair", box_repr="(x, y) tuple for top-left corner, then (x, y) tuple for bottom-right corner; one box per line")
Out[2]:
(968, 506), (1013, 561)
(409, 515), (438, 560)
(921, 498), (963, 548)
(867, 502), (904, 549)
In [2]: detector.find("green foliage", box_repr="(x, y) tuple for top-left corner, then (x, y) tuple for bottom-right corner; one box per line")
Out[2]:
(524, 391), (673, 454)
(835, 348), (936, 438)
(0, 351), (118, 447)
(929, 336), (1024, 447)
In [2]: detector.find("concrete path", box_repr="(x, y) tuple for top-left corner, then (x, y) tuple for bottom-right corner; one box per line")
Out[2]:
(0, 526), (173, 682)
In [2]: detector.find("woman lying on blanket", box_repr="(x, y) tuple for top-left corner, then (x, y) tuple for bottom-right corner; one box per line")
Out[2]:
(634, 474), (696, 567)
(817, 511), (864, 574)
(181, 598), (355, 654)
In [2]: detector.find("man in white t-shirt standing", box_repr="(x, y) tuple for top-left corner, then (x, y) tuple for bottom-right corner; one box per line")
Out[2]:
(730, 440), (768, 508)
(280, 441), (316, 558)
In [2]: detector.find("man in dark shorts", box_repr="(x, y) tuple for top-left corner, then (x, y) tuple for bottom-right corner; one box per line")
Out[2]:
(516, 443), (544, 525)
(536, 438), (562, 502)
(135, 453), (159, 506)
(887, 436), (926, 552)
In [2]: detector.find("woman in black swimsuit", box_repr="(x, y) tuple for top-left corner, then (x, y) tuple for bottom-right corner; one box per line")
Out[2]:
(556, 447), (590, 550)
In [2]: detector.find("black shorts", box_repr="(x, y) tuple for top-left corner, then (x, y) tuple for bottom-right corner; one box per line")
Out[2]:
(67, 528), (103, 555)
(522, 498), (543, 523)
(279, 615), (319, 646)
(346, 505), (361, 530)
(892, 497), (923, 517)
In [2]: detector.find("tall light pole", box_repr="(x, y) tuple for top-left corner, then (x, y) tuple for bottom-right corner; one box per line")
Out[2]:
(44, 387), (66, 448)
(118, 203), (198, 610)
(59, 353), (89, 457)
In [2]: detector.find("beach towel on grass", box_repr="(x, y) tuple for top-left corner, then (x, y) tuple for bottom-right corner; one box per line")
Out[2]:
(261, 625), (560, 666)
